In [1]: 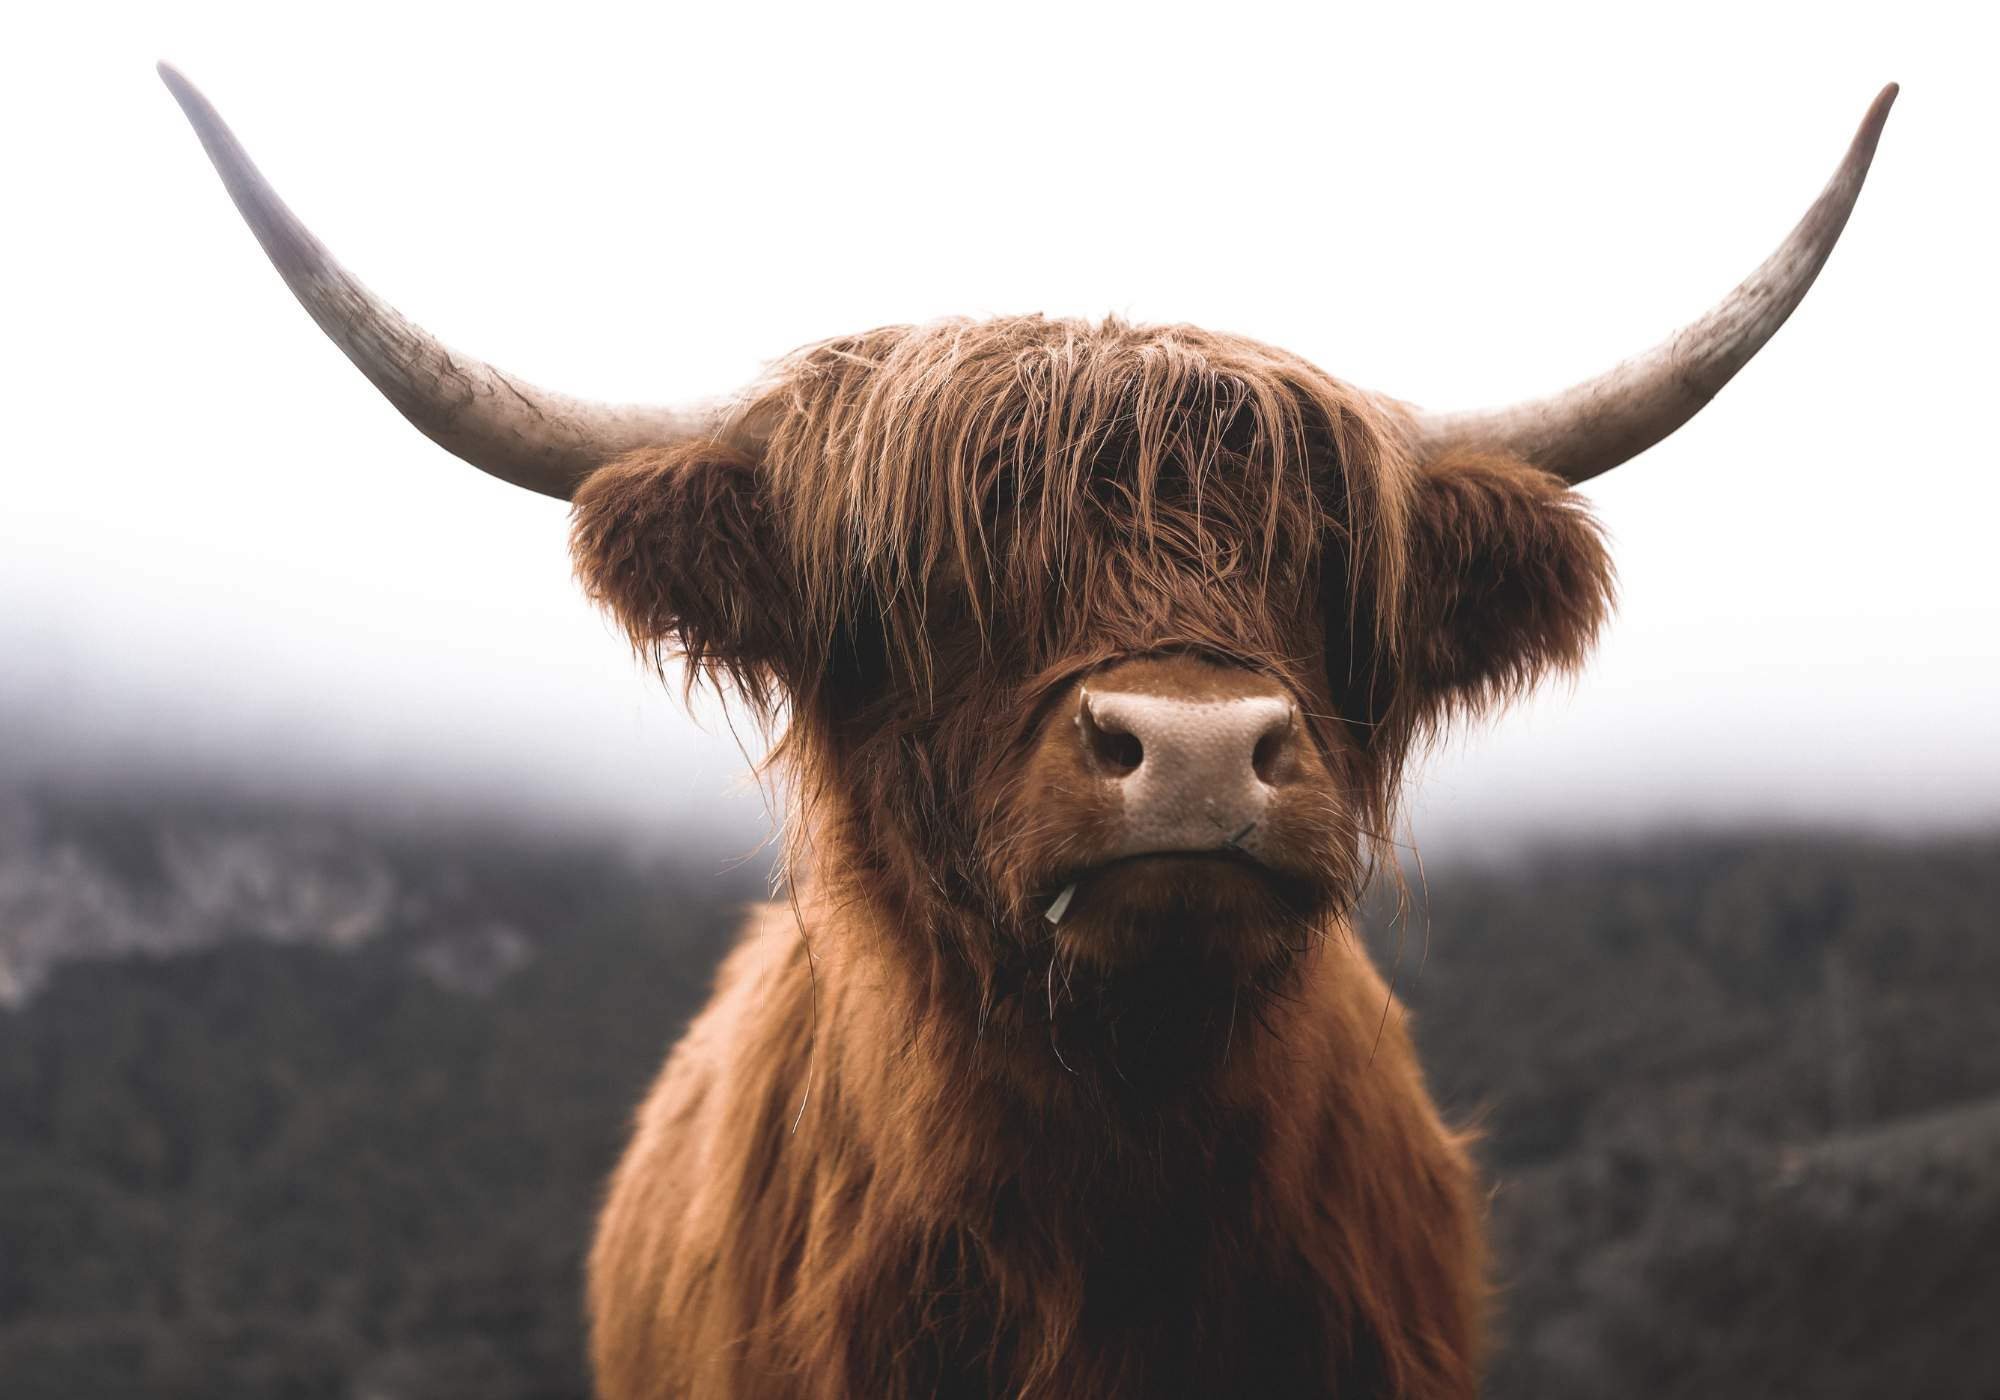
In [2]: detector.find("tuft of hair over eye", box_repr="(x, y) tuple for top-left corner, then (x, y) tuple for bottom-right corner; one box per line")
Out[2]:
(741, 314), (1410, 683)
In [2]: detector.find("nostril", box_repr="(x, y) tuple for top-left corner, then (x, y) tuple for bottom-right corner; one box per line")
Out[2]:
(1079, 695), (1144, 776)
(1250, 708), (1299, 785)
(1099, 728), (1144, 774)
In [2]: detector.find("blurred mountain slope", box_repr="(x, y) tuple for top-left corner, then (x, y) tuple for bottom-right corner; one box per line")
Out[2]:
(1, 783), (1995, 1398)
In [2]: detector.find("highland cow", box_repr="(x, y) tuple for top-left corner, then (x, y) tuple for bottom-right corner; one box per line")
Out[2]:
(163, 66), (1895, 1399)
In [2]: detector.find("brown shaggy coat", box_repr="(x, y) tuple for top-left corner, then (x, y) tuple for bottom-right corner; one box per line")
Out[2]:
(572, 316), (1613, 1398)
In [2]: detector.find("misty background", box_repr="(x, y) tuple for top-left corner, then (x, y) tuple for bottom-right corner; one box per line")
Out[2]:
(5, 2), (1996, 853)
(5, 3), (2000, 1398)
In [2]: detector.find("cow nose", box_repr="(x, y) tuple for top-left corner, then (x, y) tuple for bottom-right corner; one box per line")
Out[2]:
(1081, 690), (1301, 786)
(1079, 678), (1302, 859)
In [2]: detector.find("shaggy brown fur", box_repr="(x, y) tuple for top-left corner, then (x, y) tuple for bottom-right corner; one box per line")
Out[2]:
(571, 315), (1614, 1398)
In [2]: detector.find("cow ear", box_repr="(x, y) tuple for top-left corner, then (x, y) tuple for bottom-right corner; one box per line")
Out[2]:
(1394, 447), (1615, 725)
(570, 443), (797, 705)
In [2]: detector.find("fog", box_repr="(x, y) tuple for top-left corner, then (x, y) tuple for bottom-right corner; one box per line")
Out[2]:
(4, 3), (1996, 862)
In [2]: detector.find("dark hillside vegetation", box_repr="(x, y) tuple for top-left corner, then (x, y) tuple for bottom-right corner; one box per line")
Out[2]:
(1, 785), (1995, 1397)
(1365, 834), (2000, 1398)
(0, 785), (750, 1399)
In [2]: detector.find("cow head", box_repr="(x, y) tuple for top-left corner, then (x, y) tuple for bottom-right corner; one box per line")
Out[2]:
(566, 319), (1615, 1001)
(162, 67), (1893, 1039)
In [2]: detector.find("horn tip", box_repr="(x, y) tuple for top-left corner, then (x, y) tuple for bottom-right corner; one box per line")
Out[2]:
(156, 61), (217, 131)
(1863, 82), (1899, 140)
(1838, 83), (1899, 179)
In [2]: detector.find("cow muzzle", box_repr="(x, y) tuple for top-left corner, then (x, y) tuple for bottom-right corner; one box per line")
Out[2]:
(1012, 654), (1335, 897)
(999, 653), (1349, 969)
(1076, 664), (1304, 865)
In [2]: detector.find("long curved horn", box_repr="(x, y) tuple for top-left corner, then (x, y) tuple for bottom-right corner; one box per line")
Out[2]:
(159, 63), (736, 500)
(1405, 84), (1898, 485)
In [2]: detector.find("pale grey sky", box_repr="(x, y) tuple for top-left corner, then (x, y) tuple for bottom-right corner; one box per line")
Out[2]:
(4, 1), (1995, 858)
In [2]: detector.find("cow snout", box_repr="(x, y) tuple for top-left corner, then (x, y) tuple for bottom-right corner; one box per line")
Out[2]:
(1068, 657), (1307, 864)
